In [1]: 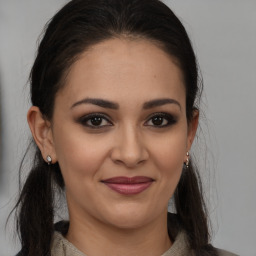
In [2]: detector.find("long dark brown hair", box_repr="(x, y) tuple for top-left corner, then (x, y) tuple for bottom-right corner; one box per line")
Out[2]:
(12, 0), (217, 255)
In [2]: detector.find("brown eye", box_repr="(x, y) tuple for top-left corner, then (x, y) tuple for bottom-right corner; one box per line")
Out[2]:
(90, 117), (103, 126)
(152, 116), (165, 126)
(145, 113), (177, 128)
(79, 113), (112, 128)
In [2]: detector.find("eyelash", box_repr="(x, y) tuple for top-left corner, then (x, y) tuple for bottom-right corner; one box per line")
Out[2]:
(79, 113), (113, 129)
(78, 112), (177, 129)
(145, 112), (177, 128)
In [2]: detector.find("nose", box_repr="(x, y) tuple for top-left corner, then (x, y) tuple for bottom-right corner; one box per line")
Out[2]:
(110, 125), (149, 168)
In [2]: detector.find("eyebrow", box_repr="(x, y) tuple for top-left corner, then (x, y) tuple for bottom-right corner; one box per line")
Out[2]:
(71, 98), (119, 109)
(71, 97), (181, 110)
(143, 98), (181, 110)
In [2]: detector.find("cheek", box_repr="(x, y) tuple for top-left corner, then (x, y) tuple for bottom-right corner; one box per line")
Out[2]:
(148, 130), (187, 191)
(151, 130), (187, 168)
(53, 128), (110, 183)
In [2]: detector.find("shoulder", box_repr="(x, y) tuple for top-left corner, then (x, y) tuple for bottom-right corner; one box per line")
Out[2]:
(216, 248), (239, 256)
(51, 231), (85, 256)
(167, 213), (238, 256)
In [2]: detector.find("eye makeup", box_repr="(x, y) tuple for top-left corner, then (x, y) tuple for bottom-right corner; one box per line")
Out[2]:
(144, 112), (178, 128)
(77, 113), (113, 129)
(77, 111), (178, 130)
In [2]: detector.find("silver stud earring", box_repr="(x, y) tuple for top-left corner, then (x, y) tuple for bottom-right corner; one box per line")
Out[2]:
(185, 152), (189, 168)
(46, 155), (52, 165)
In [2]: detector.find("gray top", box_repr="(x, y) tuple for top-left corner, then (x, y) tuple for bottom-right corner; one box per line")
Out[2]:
(51, 231), (238, 256)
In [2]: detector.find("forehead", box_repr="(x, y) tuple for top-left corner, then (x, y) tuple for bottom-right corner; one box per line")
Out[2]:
(57, 38), (185, 106)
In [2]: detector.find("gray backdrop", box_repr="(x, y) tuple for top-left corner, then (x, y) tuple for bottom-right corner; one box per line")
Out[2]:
(0, 1), (255, 255)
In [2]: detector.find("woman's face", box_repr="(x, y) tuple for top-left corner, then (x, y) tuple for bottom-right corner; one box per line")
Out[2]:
(48, 38), (197, 229)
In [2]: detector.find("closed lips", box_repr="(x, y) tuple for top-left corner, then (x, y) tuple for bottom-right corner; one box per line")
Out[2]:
(101, 176), (155, 184)
(101, 176), (155, 195)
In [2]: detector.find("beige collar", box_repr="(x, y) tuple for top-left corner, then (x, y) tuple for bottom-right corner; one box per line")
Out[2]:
(51, 230), (191, 256)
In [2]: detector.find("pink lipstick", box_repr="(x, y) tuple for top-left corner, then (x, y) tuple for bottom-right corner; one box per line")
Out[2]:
(101, 176), (154, 195)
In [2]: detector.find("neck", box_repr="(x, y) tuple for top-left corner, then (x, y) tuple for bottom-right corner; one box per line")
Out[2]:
(66, 211), (172, 256)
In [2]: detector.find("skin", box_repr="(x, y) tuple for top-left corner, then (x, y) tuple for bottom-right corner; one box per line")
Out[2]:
(28, 38), (198, 256)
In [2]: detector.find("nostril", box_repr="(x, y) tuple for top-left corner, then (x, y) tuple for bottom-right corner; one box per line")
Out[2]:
(111, 152), (148, 168)
(110, 131), (149, 167)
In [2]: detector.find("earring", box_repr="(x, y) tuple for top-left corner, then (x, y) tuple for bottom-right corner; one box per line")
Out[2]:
(46, 155), (52, 165)
(185, 151), (189, 168)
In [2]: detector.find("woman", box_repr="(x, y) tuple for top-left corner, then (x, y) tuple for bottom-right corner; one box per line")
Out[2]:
(14, 0), (237, 255)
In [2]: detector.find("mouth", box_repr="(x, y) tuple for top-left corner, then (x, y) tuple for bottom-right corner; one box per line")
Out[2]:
(101, 176), (155, 195)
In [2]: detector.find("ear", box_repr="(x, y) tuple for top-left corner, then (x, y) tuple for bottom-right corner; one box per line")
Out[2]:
(27, 106), (57, 164)
(186, 109), (199, 151)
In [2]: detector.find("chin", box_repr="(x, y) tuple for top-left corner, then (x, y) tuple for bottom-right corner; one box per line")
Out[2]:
(109, 217), (148, 230)
(103, 207), (156, 230)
